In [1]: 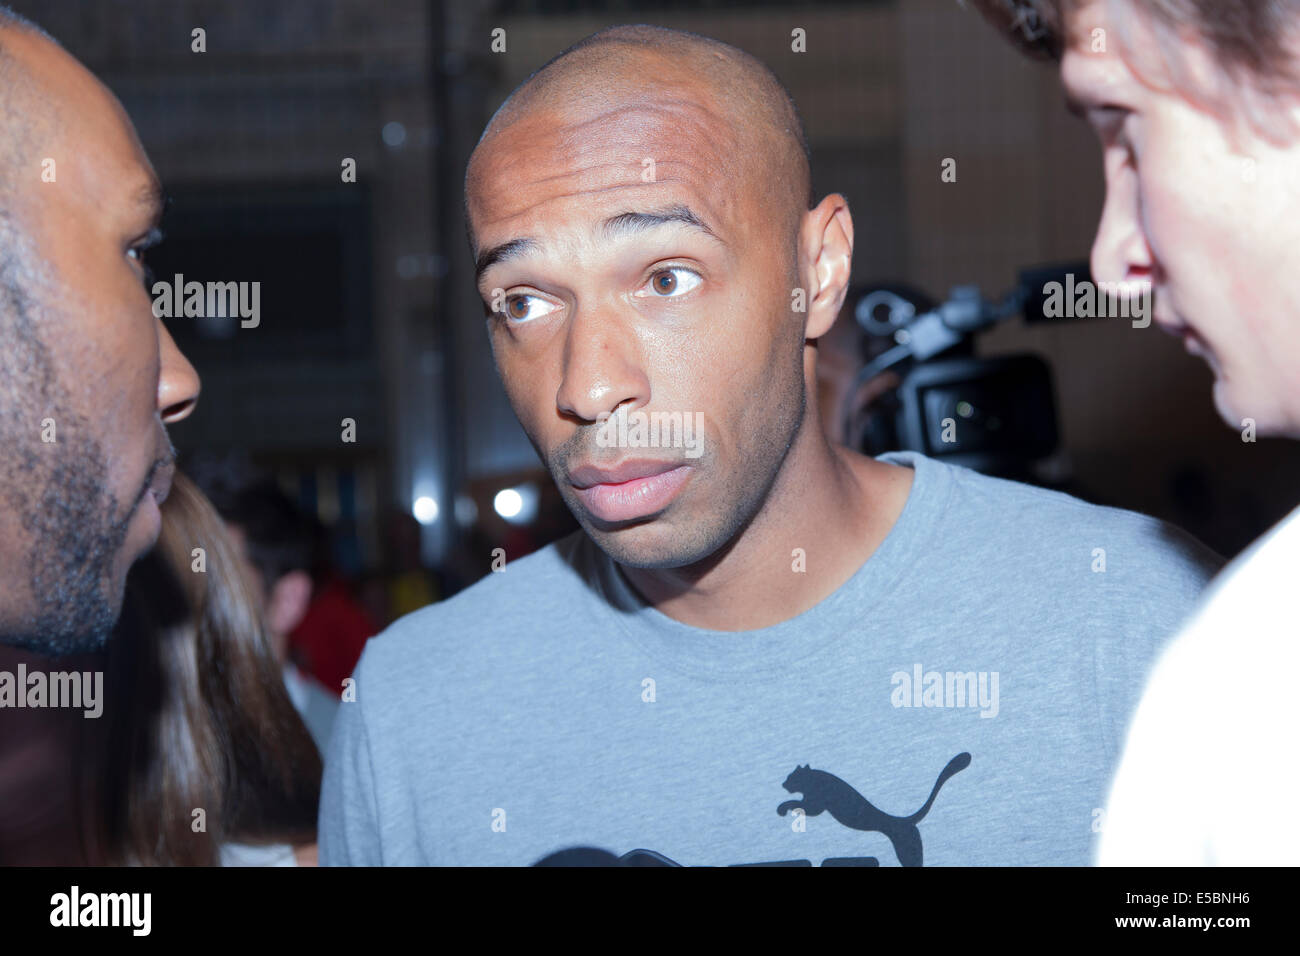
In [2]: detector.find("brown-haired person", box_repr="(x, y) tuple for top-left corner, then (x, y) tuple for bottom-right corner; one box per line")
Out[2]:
(0, 6), (200, 654)
(79, 472), (322, 866)
(974, 0), (1300, 863)
(0, 473), (321, 864)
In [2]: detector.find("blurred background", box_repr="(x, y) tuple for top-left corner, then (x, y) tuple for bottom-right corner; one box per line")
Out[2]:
(15, 0), (1300, 663)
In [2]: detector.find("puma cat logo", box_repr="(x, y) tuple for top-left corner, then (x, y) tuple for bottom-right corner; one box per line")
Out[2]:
(776, 753), (971, 866)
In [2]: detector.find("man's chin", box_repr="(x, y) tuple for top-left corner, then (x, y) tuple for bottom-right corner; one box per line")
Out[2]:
(3, 604), (118, 658)
(582, 514), (722, 570)
(1211, 379), (1237, 430)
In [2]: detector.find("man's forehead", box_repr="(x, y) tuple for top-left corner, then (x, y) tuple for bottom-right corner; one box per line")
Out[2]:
(469, 99), (746, 249)
(472, 188), (728, 290)
(1058, 18), (1136, 113)
(5, 26), (155, 185)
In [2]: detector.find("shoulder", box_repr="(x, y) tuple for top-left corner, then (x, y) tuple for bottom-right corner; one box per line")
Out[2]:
(1098, 509), (1300, 864)
(352, 531), (598, 687)
(885, 451), (1223, 593)
(1157, 506), (1300, 671)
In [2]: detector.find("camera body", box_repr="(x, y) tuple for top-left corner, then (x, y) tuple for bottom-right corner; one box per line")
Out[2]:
(848, 263), (1090, 479)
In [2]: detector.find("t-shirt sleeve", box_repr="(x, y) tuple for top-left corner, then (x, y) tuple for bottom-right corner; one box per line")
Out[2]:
(318, 652), (382, 866)
(1100, 507), (1300, 865)
(1091, 517), (1223, 766)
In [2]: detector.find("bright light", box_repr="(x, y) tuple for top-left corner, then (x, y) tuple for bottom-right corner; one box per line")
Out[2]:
(413, 495), (439, 524)
(493, 484), (539, 524)
(494, 488), (523, 519)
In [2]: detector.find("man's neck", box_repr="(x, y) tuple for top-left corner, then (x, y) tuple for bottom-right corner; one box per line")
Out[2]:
(620, 425), (914, 631)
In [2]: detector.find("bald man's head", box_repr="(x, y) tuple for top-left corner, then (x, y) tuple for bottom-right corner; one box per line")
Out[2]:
(464, 24), (856, 571)
(466, 24), (814, 249)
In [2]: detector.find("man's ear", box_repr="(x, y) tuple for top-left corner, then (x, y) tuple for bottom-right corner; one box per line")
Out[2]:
(800, 193), (854, 341)
(267, 569), (314, 639)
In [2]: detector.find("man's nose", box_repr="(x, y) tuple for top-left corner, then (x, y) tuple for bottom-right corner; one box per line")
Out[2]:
(156, 317), (200, 423)
(554, 305), (650, 424)
(1090, 164), (1153, 287)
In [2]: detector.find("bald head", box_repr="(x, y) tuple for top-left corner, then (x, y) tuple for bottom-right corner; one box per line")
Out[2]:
(466, 24), (813, 249)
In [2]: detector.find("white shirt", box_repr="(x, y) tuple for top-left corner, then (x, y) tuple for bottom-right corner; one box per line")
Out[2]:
(219, 841), (298, 867)
(1097, 506), (1300, 865)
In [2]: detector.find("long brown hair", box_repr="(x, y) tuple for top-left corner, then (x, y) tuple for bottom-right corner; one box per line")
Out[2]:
(78, 471), (322, 865)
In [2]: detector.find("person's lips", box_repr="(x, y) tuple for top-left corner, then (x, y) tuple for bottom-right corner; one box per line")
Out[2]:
(1153, 317), (1220, 372)
(147, 459), (175, 507)
(569, 458), (684, 488)
(1152, 310), (1189, 337)
(140, 457), (176, 515)
(129, 457), (173, 548)
(1152, 311), (1210, 352)
(568, 458), (693, 523)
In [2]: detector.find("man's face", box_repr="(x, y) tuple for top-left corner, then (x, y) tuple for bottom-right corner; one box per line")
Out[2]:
(0, 30), (199, 655)
(467, 68), (809, 569)
(1061, 1), (1300, 435)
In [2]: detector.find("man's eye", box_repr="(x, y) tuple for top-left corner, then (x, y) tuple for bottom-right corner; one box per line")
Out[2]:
(128, 228), (164, 289)
(635, 267), (702, 298)
(129, 250), (157, 291)
(500, 293), (560, 323)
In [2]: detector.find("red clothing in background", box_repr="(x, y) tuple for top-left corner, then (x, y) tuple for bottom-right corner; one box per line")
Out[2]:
(288, 576), (378, 693)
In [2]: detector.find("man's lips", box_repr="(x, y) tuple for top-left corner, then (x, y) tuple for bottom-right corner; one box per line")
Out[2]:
(569, 458), (685, 488)
(568, 458), (693, 523)
(1154, 315), (1189, 336)
(1153, 317), (1218, 368)
(149, 463), (175, 509)
(145, 459), (176, 508)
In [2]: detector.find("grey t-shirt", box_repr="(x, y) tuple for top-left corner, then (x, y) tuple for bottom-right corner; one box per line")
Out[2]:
(319, 451), (1221, 866)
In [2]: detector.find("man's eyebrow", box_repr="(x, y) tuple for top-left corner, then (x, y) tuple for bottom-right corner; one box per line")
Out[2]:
(475, 236), (538, 287)
(473, 203), (722, 289)
(600, 203), (721, 243)
(134, 178), (168, 225)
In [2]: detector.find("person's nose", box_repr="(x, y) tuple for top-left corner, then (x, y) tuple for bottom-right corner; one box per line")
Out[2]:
(554, 302), (650, 425)
(156, 318), (200, 423)
(1090, 160), (1153, 287)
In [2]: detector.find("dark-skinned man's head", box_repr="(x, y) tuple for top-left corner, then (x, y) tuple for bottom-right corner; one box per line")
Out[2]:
(0, 7), (200, 655)
(466, 25), (851, 570)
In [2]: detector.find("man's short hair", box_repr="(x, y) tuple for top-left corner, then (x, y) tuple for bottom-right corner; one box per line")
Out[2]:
(0, 3), (59, 150)
(1, 4), (58, 338)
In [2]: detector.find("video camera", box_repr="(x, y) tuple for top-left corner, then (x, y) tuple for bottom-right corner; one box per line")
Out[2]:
(843, 262), (1097, 481)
